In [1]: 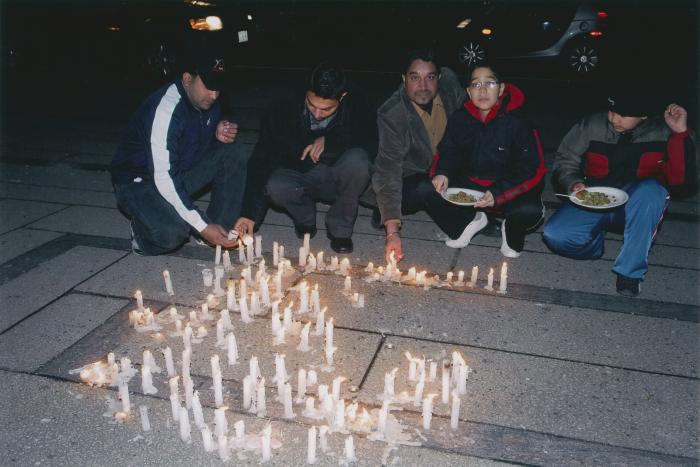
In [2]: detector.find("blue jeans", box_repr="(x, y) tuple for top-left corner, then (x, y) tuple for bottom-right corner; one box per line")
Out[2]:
(115, 142), (249, 255)
(266, 148), (371, 238)
(543, 179), (669, 280)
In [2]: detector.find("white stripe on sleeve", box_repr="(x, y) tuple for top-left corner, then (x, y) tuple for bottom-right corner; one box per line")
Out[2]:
(150, 84), (208, 232)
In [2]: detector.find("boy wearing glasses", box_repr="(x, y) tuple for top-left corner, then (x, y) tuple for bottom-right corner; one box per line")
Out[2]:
(543, 87), (696, 297)
(432, 64), (547, 257)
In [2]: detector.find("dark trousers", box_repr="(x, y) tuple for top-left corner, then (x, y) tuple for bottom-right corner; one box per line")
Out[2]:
(403, 174), (543, 250)
(115, 142), (248, 255)
(266, 148), (371, 238)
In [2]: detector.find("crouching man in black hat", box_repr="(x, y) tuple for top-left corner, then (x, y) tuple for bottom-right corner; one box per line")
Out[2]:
(543, 89), (697, 297)
(111, 44), (247, 255)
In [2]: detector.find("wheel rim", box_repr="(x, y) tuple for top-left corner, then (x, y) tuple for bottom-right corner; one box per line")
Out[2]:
(148, 44), (175, 77)
(458, 42), (486, 66)
(569, 45), (599, 73)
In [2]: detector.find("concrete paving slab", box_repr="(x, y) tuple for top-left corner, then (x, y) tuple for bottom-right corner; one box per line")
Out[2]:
(0, 293), (128, 372)
(358, 336), (699, 457)
(0, 199), (68, 235)
(305, 274), (698, 378)
(0, 181), (117, 208)
(0, 228), (63, 265)
(63, 153), (113, 167)
(453, 245), (699, 306)
(0, 162), (113, 192)
(0, 370), (507, 467)
(0, 246), (127, 333)
(29, 205), (130, 239)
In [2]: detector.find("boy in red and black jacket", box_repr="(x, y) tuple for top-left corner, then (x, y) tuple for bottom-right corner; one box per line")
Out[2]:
(543, 87), (696, 297)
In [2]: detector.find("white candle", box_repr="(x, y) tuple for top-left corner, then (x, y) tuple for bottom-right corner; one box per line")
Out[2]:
(141, 364), (157, 394)
(226, 284), (235, 310)
(339, 258), (350, 276)
(240, 277), (248, 299)
(274, 271), (283, 296)
(344, 276), (351, 292)
(201, 426), (214, 452)
(118, 380), (130, 413)
(163, 347), (176, 377)
(296, 368), (307, 403)
(214, 406), (228, 437)
(163, 270), (174, 296)
(170, 393), (180, 421)
(319, 426), (329, 453)
(469, 266), (478, 286)
(211, 355), (223, 407)
(239, 296), (251, 323)
(283, 382), (295, 418)
(307, 370), (318, 386)
(179, 406), (191, 443)
(344, 436), (356, 463)
(279, 245), (285, 261)
(245, 235), (254, 264)
(261, 424), (272, 462)
(407, 267), (416, 281)
(441, 361), (450, 404)
(227, 332), (238, 365)
(169, 375), (179, 399)
(238, 239), (246, 264)
(260, 277), (271, 307)
(499, 262), (508, 294)
(413, 378), (424, 406)
(273, 241), (279, 266)
(358, 294), (365, 308)
(485, 267), (494, 291)
(317, 251), (325, 270)
(307, 426), (317, 464)
(378, 401), (389, 435)
(330, 256), (338, 271)
(332, 376), (343, 401)
(294, 322), (309, 352)
(458, 364), (469, 395)
(408, 360), (417, 382)
(429, 361), (438, 381)
(335, 399), (345, 429)
(217, 433), (229, 460)
(422, 394), (435, 431)
(299, 247), (307, 267)
(256, 378), (266, 416)
(222, 250), (231, 270)
(307, 254), (317, 271)
(314, 307), (326, 336)
(134, 290), (144, 310)
(242, 375), (252, 410)
(215, 244), (222, 265)
(255, 235), (262, 258)
(457, 270), (465, 284)
(216, 318), (225, 347)
(183, 323), (192, 349)
(139, 405), (150, 431)
(303, 232), (311, 251)
(250, 291), (260, 315)
(249, 356), (260, 381)
(274, 325), (286, 346)
(451, 392), (461, 430)
(383, 368), (397, 397)
(192, 390), (205, 428)
(234, 420), (245, 440)
(311, 285), (320, 314)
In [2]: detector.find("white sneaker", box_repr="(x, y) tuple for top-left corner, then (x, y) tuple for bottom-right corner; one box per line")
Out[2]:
(445, 211), (488, 248)
(500, 219), (521, 258)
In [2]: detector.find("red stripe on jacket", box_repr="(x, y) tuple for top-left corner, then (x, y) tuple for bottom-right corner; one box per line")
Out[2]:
(494, 128), (547, 204)
(665, 130), (689, 186)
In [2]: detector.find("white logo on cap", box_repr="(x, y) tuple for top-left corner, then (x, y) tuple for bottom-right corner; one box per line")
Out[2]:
(212, 58), (225, 72)
(608, 97), (615, 106)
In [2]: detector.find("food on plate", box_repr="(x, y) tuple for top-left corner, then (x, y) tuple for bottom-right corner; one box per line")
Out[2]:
(448, 191), (477, 203)
(575, 189), (613, 206)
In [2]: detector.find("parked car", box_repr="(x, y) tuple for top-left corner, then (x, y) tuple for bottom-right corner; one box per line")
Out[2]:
(451, 1), (608, 74)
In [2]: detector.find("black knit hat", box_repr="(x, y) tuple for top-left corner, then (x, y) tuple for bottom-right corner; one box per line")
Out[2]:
(607, 84), (653, 117)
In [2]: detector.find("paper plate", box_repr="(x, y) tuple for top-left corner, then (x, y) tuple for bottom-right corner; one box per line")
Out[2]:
(570, 186), (629, 210)
(441, 188), (485, 206)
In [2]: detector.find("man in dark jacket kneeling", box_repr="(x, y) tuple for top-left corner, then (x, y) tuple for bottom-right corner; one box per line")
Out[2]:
(235, 62), (376, 254)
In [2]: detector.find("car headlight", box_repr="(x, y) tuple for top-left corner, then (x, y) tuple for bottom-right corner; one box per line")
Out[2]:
(189, 16), (223, 31)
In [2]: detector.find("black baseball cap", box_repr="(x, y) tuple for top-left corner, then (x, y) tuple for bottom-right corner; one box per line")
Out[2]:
(184, 46), (227, 91)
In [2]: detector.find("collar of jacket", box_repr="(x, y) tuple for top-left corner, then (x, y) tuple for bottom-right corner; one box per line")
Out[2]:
(464, 82), (525, 124)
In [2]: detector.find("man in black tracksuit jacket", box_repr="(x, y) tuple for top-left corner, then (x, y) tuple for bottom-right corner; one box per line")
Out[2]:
(234, 63), (376, 254)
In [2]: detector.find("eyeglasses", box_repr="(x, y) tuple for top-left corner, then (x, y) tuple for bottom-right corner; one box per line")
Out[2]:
(468, 81), (499, 90)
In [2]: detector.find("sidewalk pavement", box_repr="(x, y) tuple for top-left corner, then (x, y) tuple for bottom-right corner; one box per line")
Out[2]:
(0, 88), (698, 466)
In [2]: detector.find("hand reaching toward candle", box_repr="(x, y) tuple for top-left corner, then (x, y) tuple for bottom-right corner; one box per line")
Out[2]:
(200, 224), (238, 248)
(473, 190), (495, 208)
(432, 175), (448, 192)
(215, 120), (238, 144)
(234, 217), (255, 237)
(385, 232), (403, 264)
(301, 136), (325, 163)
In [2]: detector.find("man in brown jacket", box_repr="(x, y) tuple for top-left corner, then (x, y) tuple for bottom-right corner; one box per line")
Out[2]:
(372, 48), (465, 262)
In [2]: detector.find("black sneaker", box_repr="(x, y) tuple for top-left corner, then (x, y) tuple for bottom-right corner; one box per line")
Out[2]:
(328, 234), (353, 254)
(294, 224), (317, 239)
(616, 275), (640, 297)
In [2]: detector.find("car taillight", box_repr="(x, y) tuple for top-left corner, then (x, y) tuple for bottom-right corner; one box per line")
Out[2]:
(596, 11), (608, 19)
(590, 31), (603, 37)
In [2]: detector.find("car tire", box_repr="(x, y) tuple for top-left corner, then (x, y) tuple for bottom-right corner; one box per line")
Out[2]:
(564, 40), (601, 74)
(457, 41), (487, 69)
